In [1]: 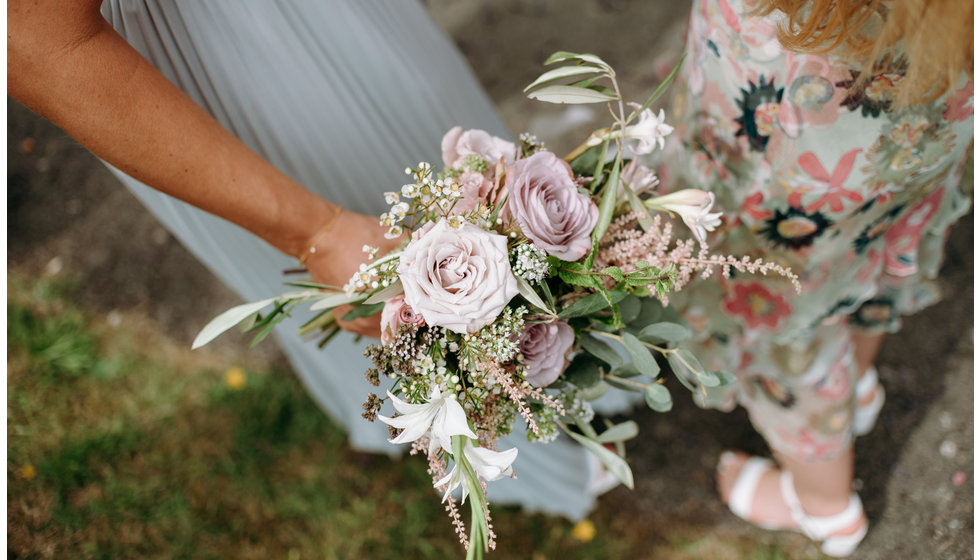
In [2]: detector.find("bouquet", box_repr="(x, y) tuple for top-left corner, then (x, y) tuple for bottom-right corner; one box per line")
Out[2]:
(194, 52), (798, 559)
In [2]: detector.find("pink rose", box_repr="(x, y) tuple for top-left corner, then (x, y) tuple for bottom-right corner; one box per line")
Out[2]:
(451, 170), (494, 214)
(380, 295), (425, 344)
(441, 126), (517, 169)
(397, 219), (518, 334)
(504, 151), (598, 261)
(519, 321), (574, 387)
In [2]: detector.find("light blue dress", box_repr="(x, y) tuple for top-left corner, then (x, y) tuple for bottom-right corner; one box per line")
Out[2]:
(100, 0), (619, 520)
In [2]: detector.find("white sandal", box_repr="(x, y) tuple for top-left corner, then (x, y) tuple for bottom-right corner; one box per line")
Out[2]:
(854, 366), (885, 436)
(780, 470), (868, 557)
(724, 454), (868, 557)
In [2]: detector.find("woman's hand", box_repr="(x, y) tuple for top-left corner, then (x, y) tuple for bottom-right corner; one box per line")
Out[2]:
(303, 209), (403, 338)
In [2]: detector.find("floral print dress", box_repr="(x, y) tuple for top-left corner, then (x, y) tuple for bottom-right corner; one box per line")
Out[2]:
(660, 0), (973, 461)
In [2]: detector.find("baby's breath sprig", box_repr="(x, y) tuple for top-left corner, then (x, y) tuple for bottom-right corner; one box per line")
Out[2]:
(459, 306), (526, 365)
(342, 246), (402, 295)
(511, 243), (549, 284)
(519, 132), (545, 157)
(396, 162), (466, 226)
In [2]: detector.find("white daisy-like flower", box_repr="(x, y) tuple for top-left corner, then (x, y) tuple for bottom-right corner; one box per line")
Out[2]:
(377, 386), (477, 453)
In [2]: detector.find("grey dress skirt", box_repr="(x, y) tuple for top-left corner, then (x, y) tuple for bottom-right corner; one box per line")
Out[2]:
(100, 0), (633, 520)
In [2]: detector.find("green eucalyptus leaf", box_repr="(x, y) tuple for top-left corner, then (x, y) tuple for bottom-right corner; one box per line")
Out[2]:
(677, 348), (705, 375)
(592, 157), (621, 245)
(516, 276), (556, 316)
(284, 280), (331, 290)
(363, 280), (404, 305)
(578, 379), (610, 401)
(341, 301), (385, 321)
(596, 421), (639, 444)
(644, 383), (673, 412)
(569, 145), (602, 178)
(628, 297), (666, 328)
(557, 290), (627, 319)
(527, 85), (618, 104)
(244, 300), (289, 333)
(566, 431), (633, 489)
(632, 54), (686, 117)
(692, 384), (733, 409)
(710, 370), (738, 388)
(621, 332), (661, 378)
(568, 75), (605, 89)
(667, 348), (706, 386)
(617, 295), (642, 324)
(621, 174), (657, 231)
(638, 322), (692, 343)
(524, 65), (604, 92)
(309, 291), (364, 311)
(578, 333), (623, 367)
(563, 354), (604, 389)
(193, 297), (278, 349)
(250, 310), (291, 348)
(544, 51), (612, 69)
(611, 363), (641, 378)
(604, 376), (644, 393)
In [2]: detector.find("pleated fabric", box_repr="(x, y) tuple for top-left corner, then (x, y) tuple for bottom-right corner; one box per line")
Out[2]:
(100, 0), (608, 520)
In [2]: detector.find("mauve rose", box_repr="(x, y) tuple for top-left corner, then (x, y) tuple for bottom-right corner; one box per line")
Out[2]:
(520, 321), (575, 387)
(397, 219), (518, 334)
(380, 295), (426, 344)
(451, 170), (494, 214)
(504, 151), (598, 261)
(441, 126), (517, 169)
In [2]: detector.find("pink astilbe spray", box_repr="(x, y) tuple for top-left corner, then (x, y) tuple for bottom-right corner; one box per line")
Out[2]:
(597, 213), (800, 303)
(414, 439), (469, 549)
(480, 360), (566, 438)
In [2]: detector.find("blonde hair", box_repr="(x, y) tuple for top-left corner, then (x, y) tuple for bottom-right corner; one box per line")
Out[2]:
(753, 0), (973, 106)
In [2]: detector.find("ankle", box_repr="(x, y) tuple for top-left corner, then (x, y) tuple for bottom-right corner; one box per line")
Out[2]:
(793, 487), (854, 517)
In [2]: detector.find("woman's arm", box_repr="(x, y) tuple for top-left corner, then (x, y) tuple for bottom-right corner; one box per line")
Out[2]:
(8, 0), (395, 335)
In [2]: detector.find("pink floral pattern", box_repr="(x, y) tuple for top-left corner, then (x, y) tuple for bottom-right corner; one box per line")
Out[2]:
(660, 0), (973, 461)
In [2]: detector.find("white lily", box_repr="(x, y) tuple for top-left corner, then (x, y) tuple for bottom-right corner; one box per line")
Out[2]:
(378, 385), (477, 452)
(584, 105), (673, 155)
(622, 105), (674, 154)
(620, 160), (661, 196)
(434, 439), (519, 503)
(645, 188), (723, 245)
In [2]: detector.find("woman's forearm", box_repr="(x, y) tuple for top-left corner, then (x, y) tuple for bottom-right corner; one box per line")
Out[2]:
(8, 0), (333, 259)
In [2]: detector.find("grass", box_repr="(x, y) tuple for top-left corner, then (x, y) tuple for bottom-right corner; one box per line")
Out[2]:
(7, 272), (811, 559)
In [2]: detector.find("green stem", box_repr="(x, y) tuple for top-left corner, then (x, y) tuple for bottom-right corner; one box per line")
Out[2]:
(586, 328), (670, 354)
(603, 374), (648, 389)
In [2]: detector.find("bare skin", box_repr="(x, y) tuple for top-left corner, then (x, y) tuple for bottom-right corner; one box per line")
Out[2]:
(7, 0), (398, 337)
(716, 332), (884, 539)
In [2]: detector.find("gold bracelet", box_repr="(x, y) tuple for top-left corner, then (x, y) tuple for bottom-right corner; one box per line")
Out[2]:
(298, 205), (343, 265)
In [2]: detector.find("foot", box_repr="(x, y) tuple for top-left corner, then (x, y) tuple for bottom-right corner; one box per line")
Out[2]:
(717, 451), (868, 555)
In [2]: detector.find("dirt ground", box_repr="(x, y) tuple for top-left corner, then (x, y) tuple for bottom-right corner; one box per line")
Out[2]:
(7, 1), (974, 558)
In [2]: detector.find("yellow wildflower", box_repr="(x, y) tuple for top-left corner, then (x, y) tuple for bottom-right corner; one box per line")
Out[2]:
(224, 367), (246, 390)
(571, 519), (596, 543)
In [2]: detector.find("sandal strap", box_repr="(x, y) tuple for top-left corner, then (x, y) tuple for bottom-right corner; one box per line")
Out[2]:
(779, 470), (864, 540)
(728, 457), (774, 520)
(855, 366), (879, 398)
